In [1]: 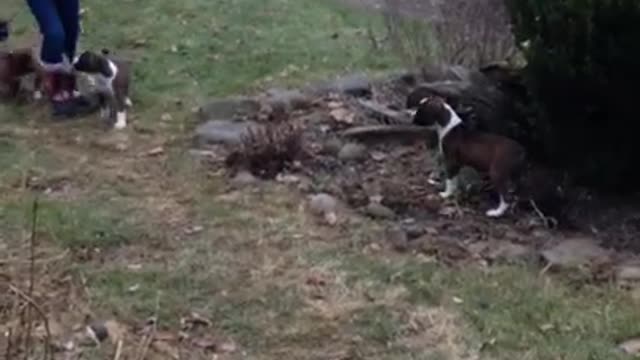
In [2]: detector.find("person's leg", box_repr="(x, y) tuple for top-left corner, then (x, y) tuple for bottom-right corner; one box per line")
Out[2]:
(53, 0), (80, 62)
(27, 0), (97, 118)
(26, 0), (66, 69)
(52, 0), (81, 99)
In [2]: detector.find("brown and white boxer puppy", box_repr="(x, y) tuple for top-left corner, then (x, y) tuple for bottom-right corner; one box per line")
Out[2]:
(73, 49), (132, 129)
(412, 95), (526, 218)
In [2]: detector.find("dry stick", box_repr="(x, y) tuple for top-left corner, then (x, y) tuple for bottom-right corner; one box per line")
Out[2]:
(8, 284), (51, 360)
(113, 340), (123, 360)
(135, 292), (161, 360)
(23, 198), (38, 360)
(6, 328), (13, 360)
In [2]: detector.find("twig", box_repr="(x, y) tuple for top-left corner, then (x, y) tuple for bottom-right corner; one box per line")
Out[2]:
(23, 198), (39, 360)
(529, 199), (557, 228)
(6, 328), (13, 360)
(8, 284), (51, 360)
(135, 292), (161, 360)
(113, 339), (123, 360)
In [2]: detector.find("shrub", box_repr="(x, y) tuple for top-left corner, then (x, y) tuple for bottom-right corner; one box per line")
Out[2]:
(507, 0), (640, 190)
(383, 0), (517, 70)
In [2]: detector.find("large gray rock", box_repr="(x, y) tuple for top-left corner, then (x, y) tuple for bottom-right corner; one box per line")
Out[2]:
(307, 73), (372, 97)
(540, 237), (611, 269)
(338, 142), (367, 161)
(197, 97), (261, 122)
(308, 193), (339, 215)
(194, 119), (261, 146)
(365, 203), (396, 219)
(263, 88), (312, 111)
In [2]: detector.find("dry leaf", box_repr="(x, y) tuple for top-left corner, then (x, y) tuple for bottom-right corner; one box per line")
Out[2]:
(330, 108), (355, 124)
(153, 331), (179, 342)
(539, 323), (554, 332)
(219, 340), (238, 353)
(327, 101), (343, 109)
(152, 340), (179, 359)
(104, 320), (126, 344)
(144, 146), (165, 157)
(181, 312), (212, 330)
(324, 211), (338, 226)
(371, 151), (387, 161)
(184, 225), (204, 235)
(192, 335), (218, 350)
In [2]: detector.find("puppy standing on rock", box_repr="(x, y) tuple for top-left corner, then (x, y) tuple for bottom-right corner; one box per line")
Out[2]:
(411, 96), (526, 218)
(73, 49), (132, 129)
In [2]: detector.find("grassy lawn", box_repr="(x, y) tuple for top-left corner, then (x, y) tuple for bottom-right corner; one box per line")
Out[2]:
(1, 0), (640, 359)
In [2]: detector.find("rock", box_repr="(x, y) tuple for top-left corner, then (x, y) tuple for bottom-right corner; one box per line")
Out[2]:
(232, 171), (257, 186)
(309, 193), (339, 215)
(322, 137), (343, 156)
(197, 97), (261, 122)
(385, 227), (409, 252)
(487, 242), (532, 263)
(194, 119), (261, 146)
(338, 142), (367, 161)
(92, 132), (130, 152)
(444, 65), (473, 82)
(540, 238), (611, 269)
(404, 225), (427, 239)
(365, 203), (396, 219)
(356, 99), (412, 125)
(384, 70), (418, 87)
(308, 73), (372, 97)
(263, 88), (312, 110)
(458, 167), (484, 192)
(615, 261), (640, 283)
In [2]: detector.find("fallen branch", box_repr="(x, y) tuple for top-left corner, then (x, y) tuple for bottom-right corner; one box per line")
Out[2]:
(8, 284), (51, 360)
(135, 292), (161, 360)
(22, 198), (39, 360)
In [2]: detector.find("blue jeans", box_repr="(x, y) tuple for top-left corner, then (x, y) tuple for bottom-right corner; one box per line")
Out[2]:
(26, 0), (79, 65)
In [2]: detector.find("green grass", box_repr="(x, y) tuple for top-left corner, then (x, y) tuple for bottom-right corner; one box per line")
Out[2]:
(4, 0), (398, 127)
(1, 0), (640, 359)
(0, 197), (141, 249)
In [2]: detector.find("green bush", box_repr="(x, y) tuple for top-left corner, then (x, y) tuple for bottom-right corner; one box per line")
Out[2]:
(507, 0), (640, 190)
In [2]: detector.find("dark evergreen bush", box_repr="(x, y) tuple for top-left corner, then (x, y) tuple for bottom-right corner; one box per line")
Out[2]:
(507, 0), (640, 191)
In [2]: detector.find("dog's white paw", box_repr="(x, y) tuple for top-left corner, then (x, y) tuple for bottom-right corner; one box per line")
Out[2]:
(114, 111), (127, 130)
(485, 208), (505, 218)
(486, 200), (509, 218)
(439, 178), (458, 199)
(33, 90), (43, 100)
(439, 191), (453, 199)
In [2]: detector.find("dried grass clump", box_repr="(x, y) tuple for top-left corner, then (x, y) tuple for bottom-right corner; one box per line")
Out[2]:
(225, 122), (304, 179)
(383, 0), (517, 70)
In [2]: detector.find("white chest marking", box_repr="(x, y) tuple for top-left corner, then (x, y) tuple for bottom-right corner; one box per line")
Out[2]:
(436, 104), (463, 154)
(91, 60), (118, 94)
